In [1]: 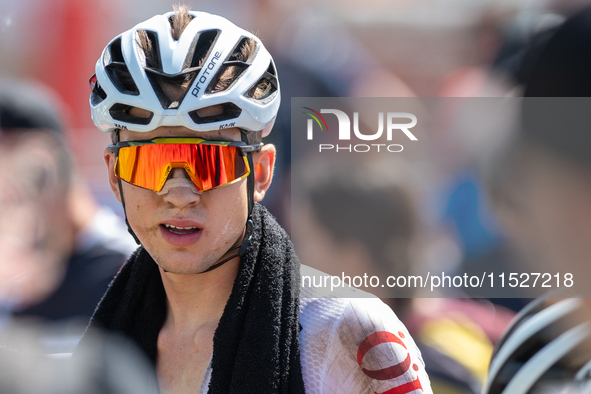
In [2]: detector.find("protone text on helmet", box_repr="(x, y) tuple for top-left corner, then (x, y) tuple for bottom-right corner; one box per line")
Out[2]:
(191, 51), (223, 97)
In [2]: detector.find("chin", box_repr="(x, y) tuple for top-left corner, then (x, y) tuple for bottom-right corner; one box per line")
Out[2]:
(160, 266), (202, 275)
(156, 259), (209, 275)
(158, 257), (207, 275)
(156, 250), (224, 275)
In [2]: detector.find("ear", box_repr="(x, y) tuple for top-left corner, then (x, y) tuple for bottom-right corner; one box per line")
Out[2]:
(252, 144), (276, 202)
(104, 147), (122, 203)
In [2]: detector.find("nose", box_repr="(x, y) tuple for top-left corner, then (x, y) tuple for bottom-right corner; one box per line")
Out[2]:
(159, 168), (201, 208)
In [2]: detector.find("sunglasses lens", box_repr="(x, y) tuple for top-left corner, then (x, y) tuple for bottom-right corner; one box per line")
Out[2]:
(115, 143), (247, 192)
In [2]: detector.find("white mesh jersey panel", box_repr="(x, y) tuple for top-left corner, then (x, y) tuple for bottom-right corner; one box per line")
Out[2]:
(299, 293), (348, 393)
(299, 265), (432, 394)
(198, 265), (432, 393)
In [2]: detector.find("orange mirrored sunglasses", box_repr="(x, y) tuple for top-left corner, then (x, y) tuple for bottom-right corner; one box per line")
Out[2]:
(109, 137), (262, 193)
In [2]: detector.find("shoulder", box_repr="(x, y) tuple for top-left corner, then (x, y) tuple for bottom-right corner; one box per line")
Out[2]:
(298, 265), (432, 394)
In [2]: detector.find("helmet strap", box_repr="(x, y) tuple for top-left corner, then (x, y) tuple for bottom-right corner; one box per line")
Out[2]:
(200, 131), (255, 273)
(119, 177), (141, 245)
(238, 129), (256, 255)
(113, 129), (141, 245)
(242, 130), (256, 219)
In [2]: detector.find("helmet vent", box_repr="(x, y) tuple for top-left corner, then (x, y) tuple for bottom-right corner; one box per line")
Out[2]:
(186, 29), (220, 69)
(206, 37), (256, 94)
(266, 61), (276, 76)
(246, 77), (278, 103)
(246, 62), (278, 103)
(104, 37), (140, 96)
(91, 84), (108, 106)
(109, 103), (154, 125)
(89, 74), (108, 106)
(138, 30), (162, 70)
(188, 102), (242, 124)
(228, 37), (257, 63)
(105, 37), (125, 64)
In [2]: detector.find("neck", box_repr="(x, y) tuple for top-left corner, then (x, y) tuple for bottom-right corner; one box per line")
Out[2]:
(159, 256), (240, 331)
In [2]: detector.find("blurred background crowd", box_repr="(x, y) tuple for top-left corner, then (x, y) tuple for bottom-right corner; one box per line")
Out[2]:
(2, 0), (591, 393)
(0, 0), (581, 209)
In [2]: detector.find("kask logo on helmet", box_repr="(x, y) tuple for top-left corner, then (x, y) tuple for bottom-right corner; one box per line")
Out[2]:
(303, 108), (418, 153)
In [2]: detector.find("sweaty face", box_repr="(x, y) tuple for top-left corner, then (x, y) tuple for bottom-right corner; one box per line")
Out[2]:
(106, 126), (249, 274)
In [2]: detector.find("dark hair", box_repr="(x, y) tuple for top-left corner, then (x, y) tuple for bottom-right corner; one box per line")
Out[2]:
(0, 79), (73, 187)
(0, 79), (64, 134)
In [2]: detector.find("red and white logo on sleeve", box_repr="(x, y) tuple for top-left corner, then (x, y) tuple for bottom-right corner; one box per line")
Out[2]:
(357, 331), (424, 394)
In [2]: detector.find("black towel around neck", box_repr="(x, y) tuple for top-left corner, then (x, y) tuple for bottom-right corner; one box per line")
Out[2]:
(76, 203), (306, 393)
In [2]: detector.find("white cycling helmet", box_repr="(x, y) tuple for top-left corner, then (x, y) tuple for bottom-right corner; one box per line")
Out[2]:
(90, 10), (279, 137)
(484, 297), (591, 394)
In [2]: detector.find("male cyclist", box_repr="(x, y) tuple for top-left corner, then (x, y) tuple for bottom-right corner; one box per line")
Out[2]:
(77, 5), (431, 393)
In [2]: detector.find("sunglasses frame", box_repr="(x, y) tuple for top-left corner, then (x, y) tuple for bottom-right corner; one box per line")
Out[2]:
(108, 137), (263, 193)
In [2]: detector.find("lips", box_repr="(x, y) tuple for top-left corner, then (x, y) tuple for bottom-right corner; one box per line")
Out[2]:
(160, 219), (203, 247)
